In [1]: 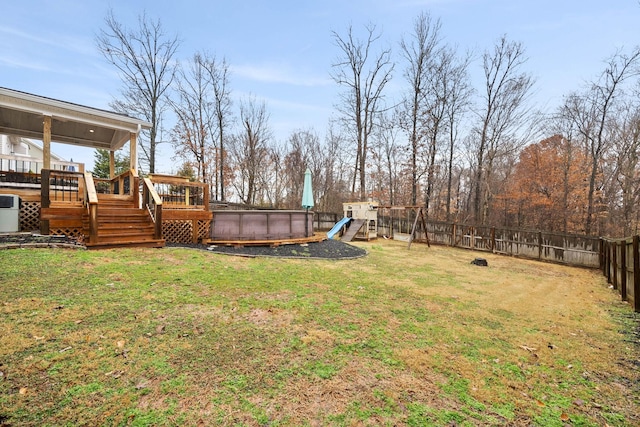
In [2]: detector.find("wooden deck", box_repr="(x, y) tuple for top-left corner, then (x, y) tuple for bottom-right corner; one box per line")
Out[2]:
(1, 170), (212, 249)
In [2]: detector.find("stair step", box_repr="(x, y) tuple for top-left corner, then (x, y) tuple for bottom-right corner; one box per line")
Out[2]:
(46, 197), (164, 249)
(88, 228), (156, 237)
(90, 223), (155, 230)
(94, 207), (147, 214)
(85, 239), (165, 250)
(85, 216), (151, 224)
(92, 234), (158, 243)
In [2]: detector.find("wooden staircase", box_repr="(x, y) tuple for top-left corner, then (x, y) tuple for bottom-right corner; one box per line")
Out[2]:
(82, 195), (164, 249)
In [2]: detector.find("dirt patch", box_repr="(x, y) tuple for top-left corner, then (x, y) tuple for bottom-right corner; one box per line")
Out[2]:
(246, 308), (294, 328)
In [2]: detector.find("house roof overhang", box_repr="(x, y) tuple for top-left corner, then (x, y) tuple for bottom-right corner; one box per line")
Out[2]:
(0, 87), (152, 151)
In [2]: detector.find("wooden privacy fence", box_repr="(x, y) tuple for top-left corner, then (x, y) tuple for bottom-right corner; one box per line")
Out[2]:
(601, 237), (640, 312)
(314, 212), (340, 231)
(378, 217), (601, 268)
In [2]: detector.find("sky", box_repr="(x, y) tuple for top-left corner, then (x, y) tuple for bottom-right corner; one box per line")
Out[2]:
(2, 0), (640, 173)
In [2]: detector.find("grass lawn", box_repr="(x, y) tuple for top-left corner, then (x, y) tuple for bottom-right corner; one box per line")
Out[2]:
(0, 240), (638, 426)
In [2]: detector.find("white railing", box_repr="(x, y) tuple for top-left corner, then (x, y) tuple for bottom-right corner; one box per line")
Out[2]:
(0, 153), (83, 173)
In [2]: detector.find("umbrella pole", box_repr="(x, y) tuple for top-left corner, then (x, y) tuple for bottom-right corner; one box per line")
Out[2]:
(305, 207), (309, 237)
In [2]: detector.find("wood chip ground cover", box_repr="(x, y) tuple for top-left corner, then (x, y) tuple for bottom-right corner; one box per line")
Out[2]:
(0, 240), (638, 426)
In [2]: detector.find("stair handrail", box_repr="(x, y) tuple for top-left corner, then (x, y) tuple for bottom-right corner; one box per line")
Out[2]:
(84, 172), (99, 245)
(129, 169), (140, 208)
(142, 177), (163, 239)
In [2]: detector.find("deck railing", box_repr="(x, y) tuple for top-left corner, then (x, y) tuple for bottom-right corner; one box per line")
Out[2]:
(40, 169), (83, 205)
(148, 174), (209, 209)
(0, 154), (83, 175)
(142, 177), (163, 240)
(39, 169), (86, 236)
(94, 169), (138, 200)
(1, 170), (42, 188)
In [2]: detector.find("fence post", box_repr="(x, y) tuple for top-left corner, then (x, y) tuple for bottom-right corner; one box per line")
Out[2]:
(606, 240), (612, 283)
(451, 222), (456, 247)
(491, 227), (496, 252)
(471, 227), (475, 250)
(538, 231), (543, 260)
(633, 236), (640, 312)
(612, 241), (618, 290)
(621, 239), (627, 301)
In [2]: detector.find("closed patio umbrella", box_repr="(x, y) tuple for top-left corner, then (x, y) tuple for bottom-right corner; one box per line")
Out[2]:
(302, 168), (314, 237)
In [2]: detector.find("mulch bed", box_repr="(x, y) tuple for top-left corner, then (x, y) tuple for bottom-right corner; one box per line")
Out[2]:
(167, 239), (367, 260)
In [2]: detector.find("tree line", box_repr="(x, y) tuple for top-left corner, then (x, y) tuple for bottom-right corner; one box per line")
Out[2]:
(96, 10), (640, 237)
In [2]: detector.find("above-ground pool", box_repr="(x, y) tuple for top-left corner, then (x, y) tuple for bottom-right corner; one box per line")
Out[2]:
(210, 210), (314, 242)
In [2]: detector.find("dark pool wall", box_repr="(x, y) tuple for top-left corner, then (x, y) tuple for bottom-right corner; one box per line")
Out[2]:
(210, 210), (314, 241)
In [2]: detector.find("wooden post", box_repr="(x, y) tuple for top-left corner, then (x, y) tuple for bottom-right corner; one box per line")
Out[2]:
(203, 184), (210, 210)
(621, 239), (627, 301)
(132, 173), (140, 209)
(154, 204), (162, 240)
(88, 203), (98, 244)
(42, 115), (52, 171)
(471, 227), (475, 250)
(491, 227), (496, 252)
(538, 231), (543, 260)
(451, 222), (456, 247)
(192, 219), (199, 243)
(109, 151), (115, 179)
(419, 208), (430, 247)
(407, 207), (421, 250)
(633, 236), (640, 312)
(606, 240), (612, 283)
(612, 241), (618, 291)
(599, 238), (605, 272)
(129, 132), (137, 172)
(40, 169), (50, 235)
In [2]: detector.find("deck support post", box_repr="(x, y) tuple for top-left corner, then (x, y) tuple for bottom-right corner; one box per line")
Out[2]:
(42, 115), (52, 171)
(130, 131), (137, 172)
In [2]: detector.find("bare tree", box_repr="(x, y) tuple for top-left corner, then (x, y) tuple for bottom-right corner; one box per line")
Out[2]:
(318, 124), (351, 212)
(563, 49), (640, 234)
(281, 130), (314, 208)
(170, 53), (214, 185)
(96, 9), (179, 174)
(605, 100), (640, 235)
(201, 55), (232, 201)
(548, 107), (581, 233)
(444, 50), (473, 220)
(331, 24), (394, 201)
(399, 12), (443, 205)
(370, 112), (403, 206)
(229, 97), (272, 205)
(422, 46), (463, 217)
(472, 35), (535, 224)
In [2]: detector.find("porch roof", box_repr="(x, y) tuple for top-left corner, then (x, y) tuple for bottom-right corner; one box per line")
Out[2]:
(0, 87), (152, 151)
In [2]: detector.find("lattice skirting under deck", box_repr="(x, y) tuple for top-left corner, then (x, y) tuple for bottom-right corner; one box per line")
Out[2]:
(19, 201), (40, 232)
(197, 219), (211, 241)
(49, 227), (84, 241)
(163, 220), (193, 244)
